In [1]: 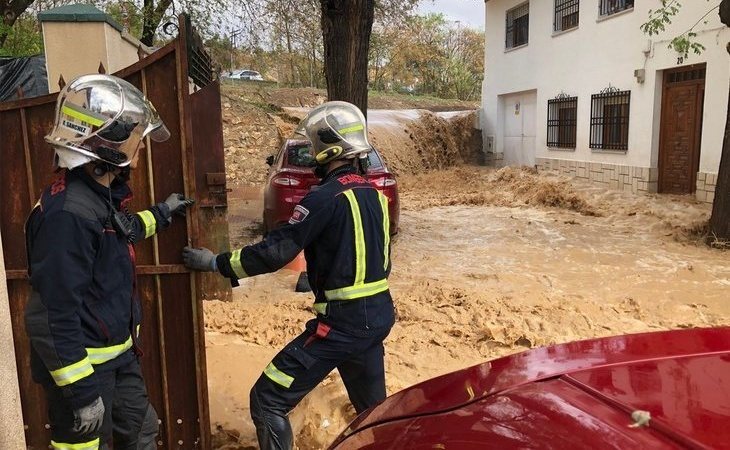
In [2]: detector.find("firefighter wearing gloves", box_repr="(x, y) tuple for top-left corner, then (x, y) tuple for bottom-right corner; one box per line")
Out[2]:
(184, 101), (395, 450)
(24, 74), (193, 449)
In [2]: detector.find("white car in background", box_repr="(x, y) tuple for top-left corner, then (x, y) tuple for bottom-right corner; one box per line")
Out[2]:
(227, 69), (264, 81)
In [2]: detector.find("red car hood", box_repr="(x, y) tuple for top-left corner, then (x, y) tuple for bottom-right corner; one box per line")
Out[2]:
(331, 327), (730, 449)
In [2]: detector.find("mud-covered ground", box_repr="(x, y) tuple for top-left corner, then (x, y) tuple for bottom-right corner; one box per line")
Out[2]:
(208, 87), (729, 449)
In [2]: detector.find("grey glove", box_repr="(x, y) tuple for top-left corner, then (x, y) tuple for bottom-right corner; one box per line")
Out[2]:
(164, 193), (195, 217)
(183, 246), (217, 272)
(73, 396), (105, 435)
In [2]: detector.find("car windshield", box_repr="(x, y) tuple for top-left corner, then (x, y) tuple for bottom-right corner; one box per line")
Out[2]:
(287, 144), (316, 167)
(286, 143), (384, 170)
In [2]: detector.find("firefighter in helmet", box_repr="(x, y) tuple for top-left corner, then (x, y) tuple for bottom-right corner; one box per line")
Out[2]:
(183, 101), (395, 450)
(25, 74), (194, 449)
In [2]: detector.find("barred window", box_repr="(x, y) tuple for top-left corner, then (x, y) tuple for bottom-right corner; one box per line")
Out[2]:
(547, 96), (577, 148)
(599, 0), (634, 17)
(590, 89), (631, 151)
(506, 2), (529, 49)
(555, 0), (579, 32)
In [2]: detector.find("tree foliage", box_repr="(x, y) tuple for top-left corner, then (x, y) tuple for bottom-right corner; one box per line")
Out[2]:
(0, 0), (230, 54)
(370, 13), (484, 100)
(0, 13), (42, 56)
(640, 0), (720, 59)
(0, 0), (484, 101)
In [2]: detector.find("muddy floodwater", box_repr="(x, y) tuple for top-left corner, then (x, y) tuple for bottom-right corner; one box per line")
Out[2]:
(210, 110), (727, 449)
(207, 165), (729, 450)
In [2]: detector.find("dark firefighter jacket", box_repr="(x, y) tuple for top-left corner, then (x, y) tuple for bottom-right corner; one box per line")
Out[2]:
(216, 165), (395, 337)
(24, 168), (171, 409)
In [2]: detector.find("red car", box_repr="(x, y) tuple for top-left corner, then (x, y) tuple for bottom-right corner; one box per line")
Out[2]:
(263, 139), (399, 234)
(330, 327), (730, 449)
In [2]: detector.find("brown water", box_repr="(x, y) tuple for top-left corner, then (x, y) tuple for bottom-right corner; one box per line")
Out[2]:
(207, 166), (729, 450)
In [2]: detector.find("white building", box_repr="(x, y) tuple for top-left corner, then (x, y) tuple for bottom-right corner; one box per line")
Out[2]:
(481, 0), (729, 202)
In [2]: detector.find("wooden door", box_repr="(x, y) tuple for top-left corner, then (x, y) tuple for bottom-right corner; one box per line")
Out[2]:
(659, 65), (706, 194)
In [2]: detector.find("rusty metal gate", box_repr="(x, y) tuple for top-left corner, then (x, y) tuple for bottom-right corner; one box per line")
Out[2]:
(0, 14), (229, 449)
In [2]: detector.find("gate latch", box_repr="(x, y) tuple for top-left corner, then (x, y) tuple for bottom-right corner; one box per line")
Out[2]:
(202, 172), (228, 208)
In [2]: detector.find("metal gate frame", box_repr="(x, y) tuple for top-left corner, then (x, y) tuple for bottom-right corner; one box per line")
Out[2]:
(0, 14), (229, 449)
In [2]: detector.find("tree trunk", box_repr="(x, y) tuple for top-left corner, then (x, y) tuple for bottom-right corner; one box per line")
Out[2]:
(709, 81), (730, 242)
(320, 0), (375, 117)
(141, 0), (173, 47)
(709, 0), (730, 242)
(721, 0), (730, 26)
(285, 23), (295, 86)
(0, 0), (35, 48)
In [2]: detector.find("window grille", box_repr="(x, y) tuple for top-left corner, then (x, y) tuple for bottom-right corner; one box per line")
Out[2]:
(599, 0), (634, 17)
(506, 2), (529, 49)
(590, 89), (630, 150)
(183, 14), (213, 87)
(547, 96), (578, 148)
(555, 0), (579, 32)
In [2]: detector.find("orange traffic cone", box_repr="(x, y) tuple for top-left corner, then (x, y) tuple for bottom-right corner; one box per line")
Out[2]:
(284, 252), (311, 292)
(284, 251), (306, 272)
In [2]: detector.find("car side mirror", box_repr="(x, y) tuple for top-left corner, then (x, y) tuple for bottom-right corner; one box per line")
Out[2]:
(266, 155), (275, 166)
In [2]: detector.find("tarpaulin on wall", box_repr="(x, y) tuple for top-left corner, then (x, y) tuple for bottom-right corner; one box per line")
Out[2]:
(0, 55), (48, 102)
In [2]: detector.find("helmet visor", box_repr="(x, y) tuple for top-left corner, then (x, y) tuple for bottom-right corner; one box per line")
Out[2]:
(149, 123), (171, 142)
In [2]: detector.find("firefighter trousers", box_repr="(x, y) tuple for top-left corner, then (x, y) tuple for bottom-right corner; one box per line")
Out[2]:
(44, 355), (158, 449)
(250, 319), (392, 450)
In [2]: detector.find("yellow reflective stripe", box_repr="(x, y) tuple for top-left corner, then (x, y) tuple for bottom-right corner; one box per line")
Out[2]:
(136, 210), (157, 239)
(51, 438), (100, 450)
(264, 362), (294, 388)
(230, 249), (248, 279)
(86, 335), (133, 365)
(49, 357), (94, 387)
(338, 124), (364, 135)
(136, 324), (141, 338)
(313, 302), (327, 315)
(325, 278), (389, 301)
(61, 105), (106, 127)
(343, 190), (366, 285)
(378, 192), (390, 271)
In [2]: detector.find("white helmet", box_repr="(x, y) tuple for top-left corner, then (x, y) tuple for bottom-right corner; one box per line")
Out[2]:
(295, 101), (371, 165)
(46, 74), (170, 169)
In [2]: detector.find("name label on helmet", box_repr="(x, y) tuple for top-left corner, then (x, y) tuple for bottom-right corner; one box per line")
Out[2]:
(61, 119), (91, 136)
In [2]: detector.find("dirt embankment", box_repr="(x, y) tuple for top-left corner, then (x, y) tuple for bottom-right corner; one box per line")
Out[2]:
(221, 82), (481, 186)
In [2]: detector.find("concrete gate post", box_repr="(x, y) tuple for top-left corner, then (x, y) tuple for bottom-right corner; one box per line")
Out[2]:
(0, 230), (26, 448)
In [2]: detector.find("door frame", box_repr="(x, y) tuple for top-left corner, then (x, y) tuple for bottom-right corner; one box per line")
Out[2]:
(658, 63), (706, 194)
(501, 89), (537, 167)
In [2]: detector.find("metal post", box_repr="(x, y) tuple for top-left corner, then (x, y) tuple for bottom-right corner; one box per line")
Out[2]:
(230, 28), (243, 73)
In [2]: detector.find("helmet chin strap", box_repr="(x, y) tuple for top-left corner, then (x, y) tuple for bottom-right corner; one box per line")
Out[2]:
(313, 163), (330, 179)
(91, 162), (130, 184)
(92, 162), (112, 177)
